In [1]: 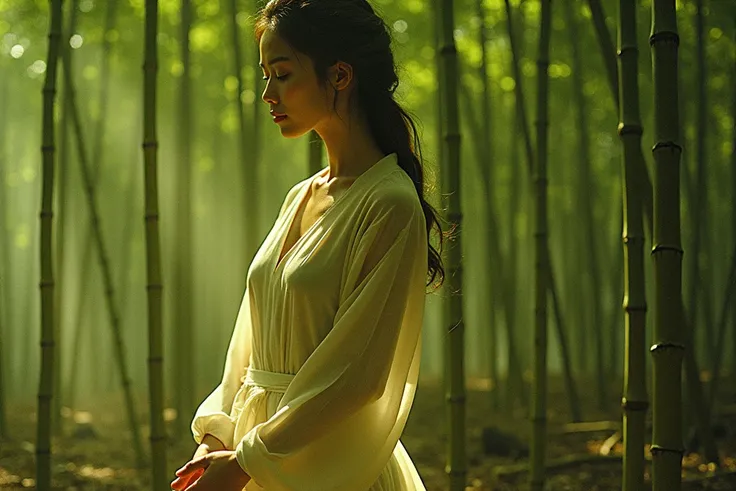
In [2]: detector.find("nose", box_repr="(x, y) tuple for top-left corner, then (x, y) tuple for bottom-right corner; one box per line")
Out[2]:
(262, 79), (277, 105)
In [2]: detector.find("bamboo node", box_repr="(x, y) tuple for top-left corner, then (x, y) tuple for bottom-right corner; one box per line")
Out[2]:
(40, 340), (56, 347)
(649, 444), (684, 456)
(142, 140), (159, 149)
(622, 235), (645, 244)
(39, 280), (55, 288)
(617, 123), (643, 136)
(649, 341), (685, 353)
(616, 46), (638, 57)
(39, 210), (54, 219)
(439, 45), (457, 55)
(651, 140), (682, 153)
(148, 356), (164, 362)
(40, 144), (56, 151)
(446, 469), (467, 476)
(649, 30), (680, 47)
(146, 283), (163, 290)
(621, 398), (649, 411)
(623, 304), (647, 313)
(651, 243), (684, 254)
(445, 394), (466, 403)
(144, 212), (160, 220)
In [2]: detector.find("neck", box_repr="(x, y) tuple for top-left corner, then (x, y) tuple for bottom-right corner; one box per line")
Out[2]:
(314, 107), (384, 180)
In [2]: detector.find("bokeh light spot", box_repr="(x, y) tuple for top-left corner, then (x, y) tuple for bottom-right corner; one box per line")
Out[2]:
(70, 34), (84, 49)
(10, 44), (24, 59)
(393, 20), (408, 33)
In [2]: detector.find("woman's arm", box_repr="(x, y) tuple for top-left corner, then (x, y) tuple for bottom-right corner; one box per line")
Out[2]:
(191, 289), (253, 449)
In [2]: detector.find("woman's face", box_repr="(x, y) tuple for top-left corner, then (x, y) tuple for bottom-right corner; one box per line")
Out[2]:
(259, 28), (334, 138)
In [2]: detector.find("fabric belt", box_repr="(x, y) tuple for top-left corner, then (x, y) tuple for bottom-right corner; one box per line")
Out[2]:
(243, 366), (295, 394)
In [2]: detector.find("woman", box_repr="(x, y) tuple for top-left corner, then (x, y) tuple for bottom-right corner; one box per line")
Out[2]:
(171, 0), (443, 489)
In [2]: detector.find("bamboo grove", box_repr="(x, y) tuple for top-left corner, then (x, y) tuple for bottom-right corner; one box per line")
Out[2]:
(0, 0), (735, 490)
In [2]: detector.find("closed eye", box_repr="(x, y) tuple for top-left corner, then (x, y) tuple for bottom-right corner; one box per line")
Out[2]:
(262, 74), (290, 81)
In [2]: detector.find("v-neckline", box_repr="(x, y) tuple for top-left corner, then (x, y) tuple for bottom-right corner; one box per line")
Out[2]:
(272, 153), (395, 273)
(273, 170), (324, 272)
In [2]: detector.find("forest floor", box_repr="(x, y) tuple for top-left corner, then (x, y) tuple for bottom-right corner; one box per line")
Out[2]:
(1, 375), (735, 490)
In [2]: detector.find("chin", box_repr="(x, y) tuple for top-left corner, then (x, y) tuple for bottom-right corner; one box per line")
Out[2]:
(279, 125), (309, 139)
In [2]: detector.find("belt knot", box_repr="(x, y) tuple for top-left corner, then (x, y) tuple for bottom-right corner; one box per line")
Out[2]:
(242, 366), (295, 393)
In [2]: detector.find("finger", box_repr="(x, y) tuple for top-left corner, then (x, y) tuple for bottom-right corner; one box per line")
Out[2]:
(171, 470), (198, 491)
(172, 468), (203, 490)
(172, 467), (202, 491)
(171, 476), (187, 490)
(176, 457), (209, 476)
(183, 478), (203, 491)
(171, 469), (196, 489)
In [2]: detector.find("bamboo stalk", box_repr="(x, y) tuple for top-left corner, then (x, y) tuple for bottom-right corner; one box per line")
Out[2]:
(530, 1), (551, 490)
(649, 1), (685, 489)
(438, 0), (464, 488)
(707, 247), (736, 414)
(60, 20), (146, 470)
(546, 255), (582, 422)
(684, 0), (708, 375)
(65, 0), (118, 413)
(506, 2), (580, 422)
(618, 1), (648, 489)
(173, 0), (196, 439)
(606, 208), (625, 379)
(587, 0), (654, 238)
(0, 63), (9, 439)
(563, 0), (607, 410)
(586, 0), (619, 110)
(36, 1), (64, 489)
(228, 0), (253, 279)
(503, 0), (533, 178)
(731, 13), (736, 376)
(247, 0), (262, 261)
(52, 0), (79, 437)
(506, 105), (525, 411)
(474, 0), (499, 412)
(144, 0), (168, 486)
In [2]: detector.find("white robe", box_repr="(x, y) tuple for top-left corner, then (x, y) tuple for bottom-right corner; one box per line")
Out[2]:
(191, 153), (428, 491)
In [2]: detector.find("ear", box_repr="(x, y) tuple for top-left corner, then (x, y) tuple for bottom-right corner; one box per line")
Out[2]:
(328, 61), (353, 91)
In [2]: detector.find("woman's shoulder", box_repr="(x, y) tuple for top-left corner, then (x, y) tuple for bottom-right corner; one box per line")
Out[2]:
(277, 175), (313, 216)
(362, 165), (423, 224)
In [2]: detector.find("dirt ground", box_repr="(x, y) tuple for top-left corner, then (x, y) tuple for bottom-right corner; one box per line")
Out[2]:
(1, 376), (735, 490)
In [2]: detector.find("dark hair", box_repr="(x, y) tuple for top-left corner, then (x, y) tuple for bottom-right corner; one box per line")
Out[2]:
(254, 0), (445, 289)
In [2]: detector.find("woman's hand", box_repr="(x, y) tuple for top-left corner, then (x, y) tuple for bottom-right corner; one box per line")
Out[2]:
(173, 450), (251, 491)
(171, 435), (227, 491)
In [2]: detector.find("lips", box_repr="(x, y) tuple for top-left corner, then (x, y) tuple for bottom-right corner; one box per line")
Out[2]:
(271, 110), (287, 123)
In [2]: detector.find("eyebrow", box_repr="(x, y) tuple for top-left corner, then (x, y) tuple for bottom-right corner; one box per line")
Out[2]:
(259, 56), (291, 68)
